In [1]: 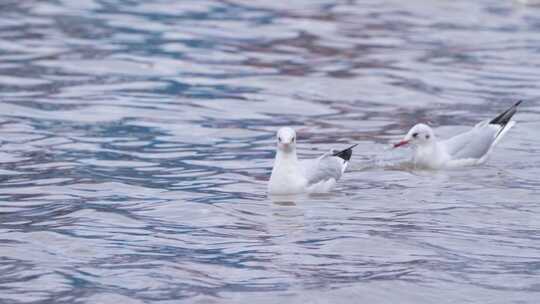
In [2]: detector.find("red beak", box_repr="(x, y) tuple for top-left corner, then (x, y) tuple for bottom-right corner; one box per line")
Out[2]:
(393, 140), (409, 148)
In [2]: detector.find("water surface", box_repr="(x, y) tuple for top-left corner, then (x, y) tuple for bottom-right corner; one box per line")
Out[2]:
(1, 0), (539, 303)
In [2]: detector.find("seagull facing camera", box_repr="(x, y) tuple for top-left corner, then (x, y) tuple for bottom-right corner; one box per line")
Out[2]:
(276, 127), (296, 152)
(268, 127), (357, 195)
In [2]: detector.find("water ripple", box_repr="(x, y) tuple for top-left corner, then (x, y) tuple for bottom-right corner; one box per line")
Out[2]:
(0, 0), (539, 303)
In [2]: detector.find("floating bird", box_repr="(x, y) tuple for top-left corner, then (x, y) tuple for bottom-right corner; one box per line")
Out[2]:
(268, 127), (356, 195)
(393, 100), (522, 169)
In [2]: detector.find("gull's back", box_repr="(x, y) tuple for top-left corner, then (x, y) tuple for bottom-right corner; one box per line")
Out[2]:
(301, 155), (344, 183)
(441, 101), (521, 163)
(441, 121), (501, 160)
(299, 144), (356, 193)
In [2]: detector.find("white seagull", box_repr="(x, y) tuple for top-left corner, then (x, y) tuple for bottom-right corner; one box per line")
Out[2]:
(393, 101), (522, 169)
(268, 127), (357, 195)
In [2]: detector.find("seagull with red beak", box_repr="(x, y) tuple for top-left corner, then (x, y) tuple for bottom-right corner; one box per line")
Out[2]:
(393, 101), (522, 169)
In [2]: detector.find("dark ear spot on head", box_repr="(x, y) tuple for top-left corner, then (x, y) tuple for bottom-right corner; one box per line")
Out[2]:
(278, 137), (282, 142)
(292, 137), (295, 143)
(425, 134), (430, 139)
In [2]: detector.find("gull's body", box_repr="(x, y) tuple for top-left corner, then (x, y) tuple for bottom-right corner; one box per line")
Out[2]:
(394, 101), (522, 169)
(268, 127), (356, 195)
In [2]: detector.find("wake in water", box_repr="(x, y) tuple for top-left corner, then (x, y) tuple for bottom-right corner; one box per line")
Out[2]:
(345, 144), (421, 172)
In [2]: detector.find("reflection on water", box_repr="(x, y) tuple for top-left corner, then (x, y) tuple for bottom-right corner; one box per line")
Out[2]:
(1, 0), (540, 303)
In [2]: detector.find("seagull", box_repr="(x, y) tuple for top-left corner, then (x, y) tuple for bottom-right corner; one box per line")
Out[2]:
(393, 100), (522, 169)
(268, 127), (357, 195)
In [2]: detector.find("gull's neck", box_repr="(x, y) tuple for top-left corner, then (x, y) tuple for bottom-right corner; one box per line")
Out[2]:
(413, 141), (446, 168)
(272, 147), (303, 178)
(275, 148), (299, 166)
(269, 147), (307, 195)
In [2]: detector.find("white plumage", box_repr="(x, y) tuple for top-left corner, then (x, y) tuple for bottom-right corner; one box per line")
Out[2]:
(393, 101), (522, 169)
(268, 127), (356, 195)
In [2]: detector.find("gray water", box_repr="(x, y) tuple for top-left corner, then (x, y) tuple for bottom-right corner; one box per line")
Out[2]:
(1, 0), (540, 303)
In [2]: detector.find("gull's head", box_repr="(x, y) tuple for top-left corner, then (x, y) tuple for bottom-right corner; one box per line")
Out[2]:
(276, 127), (297, 152)
(394, 123), (435, 148)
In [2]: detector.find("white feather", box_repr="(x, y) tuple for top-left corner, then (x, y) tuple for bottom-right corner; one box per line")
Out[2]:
(395, 103), (520, 169)
(268, 127), (352, 195)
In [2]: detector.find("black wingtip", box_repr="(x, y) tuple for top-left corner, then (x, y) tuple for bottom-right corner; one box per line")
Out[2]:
(489, 100), (522, 126)
(333, 144), (358, 161)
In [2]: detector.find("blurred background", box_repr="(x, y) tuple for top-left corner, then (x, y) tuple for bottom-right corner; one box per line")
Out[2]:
(0, 0), (539, 303)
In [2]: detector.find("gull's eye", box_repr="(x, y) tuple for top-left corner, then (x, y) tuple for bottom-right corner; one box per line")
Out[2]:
(412, 132), (419, 138)
(292, 137), (295, 143)
(425, 134), (430, 139)
(278, 137), (282, 142)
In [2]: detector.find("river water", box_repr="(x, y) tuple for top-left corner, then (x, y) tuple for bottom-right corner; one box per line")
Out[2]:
(1, 0), (539, 303)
